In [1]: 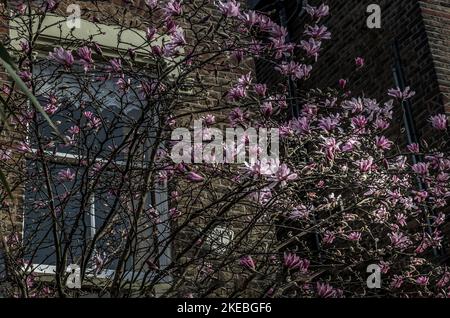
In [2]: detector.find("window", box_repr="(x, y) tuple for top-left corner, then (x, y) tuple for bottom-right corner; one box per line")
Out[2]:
(22, 61), (171, 284)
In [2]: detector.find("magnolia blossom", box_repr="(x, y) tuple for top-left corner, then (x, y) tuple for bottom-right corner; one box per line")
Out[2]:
(388, 231), (411, 250)
(316, 282), (342, 298)
(283, 253), (310, 272)
(202, 114), (216, 126)
(288, 205), (310, 220)
(375, 136), (393, 151)
(272, 164), (298, 187)
(388, 86), (416, 100)
(275, 61), (312, 80)
(254, 83), (267, 97)
(57, 168), (75, 182)
(412, 162), (430, 176)
(17, 141), (32, 153)
(48, 47), (74, 68)
(429, 114), (448, 131)
(355, 57), (365, 68)
(300, 38), (322, 61)
(218, 0), (241, 17)
(346, 232), (362, 241)
(239, 255), (256, 270)
(305, 4), (330, 20)
(407, 143), (420, 154)
(164, 0), (182, 16)
(77, 46), (94, 72)
(304, 25), (331, 40)
(228, 107), (249, 127)
(416, 276), (429, 286)
(186, 171), (204, 182)
(108, 58), (122, 73)
(390, 275), (404, 289)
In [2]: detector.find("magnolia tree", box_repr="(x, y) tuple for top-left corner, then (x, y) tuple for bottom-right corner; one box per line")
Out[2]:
(0, 0), (449, 298)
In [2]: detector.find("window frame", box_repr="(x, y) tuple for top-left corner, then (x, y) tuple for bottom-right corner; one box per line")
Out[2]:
(12, 13), (172, 286)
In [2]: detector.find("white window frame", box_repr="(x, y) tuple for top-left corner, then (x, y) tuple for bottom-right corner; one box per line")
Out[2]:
(10, 13), (173, 285)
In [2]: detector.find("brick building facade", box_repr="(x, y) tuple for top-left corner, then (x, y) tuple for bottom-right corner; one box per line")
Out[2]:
(252, 0), (449, 139)
(0, 0), (270, 297)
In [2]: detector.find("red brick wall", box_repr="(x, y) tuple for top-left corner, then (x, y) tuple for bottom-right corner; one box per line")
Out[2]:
(251, 0), (448, 142)
(419, 0), (450, 116)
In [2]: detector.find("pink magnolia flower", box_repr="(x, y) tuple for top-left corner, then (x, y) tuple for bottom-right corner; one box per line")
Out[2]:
(355, 57), (365, 69)
(169, 208), (181, 219)
(343, 98), (364, 113)
(338, 79), (347, 89)
(379, 261), (390, 274)
(429, 114), (448, 131)
(437, 272), (450, 288)
(19, 40), (30, 54)
(318, 114), (340, 133)
(300, 38), (322, 61)
(253, 83), (267, 97)
(288, 205), (310, 220)
(44, 94), (59, 115)
(108, 58), (122, 73)
(239, 255), (256, 271)
(351, 115), (368, 130)
(373, 118), (390, 131)
(227, 85), (247, 101)
(83, 111), (101, 129)
(146, 27), (157, 41)
(116, 76), (131, 92)
(17, 141), (32, 153)
(412, 162), (430, 176)
(390, 275), (404, 289)
(57, 168), (75, 182)
(346, 232), (362, 241)
(375, 135), (393, 151)
(202, 114), (216, 126)
(322, 231), (336, 244)
(68, 126), (80, 135)
(388, 86), (416, 100)
(275, 61), (312, 80)
(16, 2), (27, 15)
(164, 0), (182, 16)
(19, 70), (32, 83)
(341, 138), (359, 153)
(316, 282), (341, 298)
(272, 164), (298, 186)
(305, 4), (330, 20)
(416, 276), (429, 286)
(407, 143), (420, 154)
(186, 171), (204, 182)
(304, 25), (331, 40)
(2, 84), (11, 95)
(322, 137), (340, 161)
(283, 253), (310, 272)
(218, 0), (241, 17)
(77, 46), (94, 72)
(228, 108), (249, 127)
(41, 0), (57, 12)
(48, 47), (74, 68)
(388, 231), (411, 250)
(261, 101), (273, 117)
